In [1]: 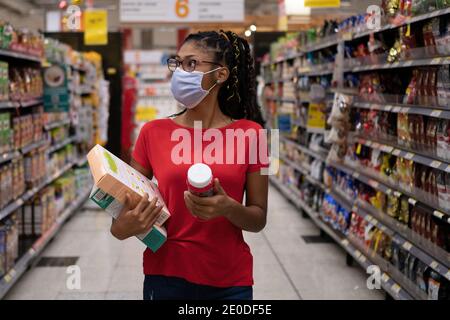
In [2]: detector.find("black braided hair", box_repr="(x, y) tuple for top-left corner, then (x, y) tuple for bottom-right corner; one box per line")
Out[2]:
(173, 30), (264, 127)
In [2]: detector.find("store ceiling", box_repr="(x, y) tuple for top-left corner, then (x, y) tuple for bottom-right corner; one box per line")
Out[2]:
(0, 0), (377, 32)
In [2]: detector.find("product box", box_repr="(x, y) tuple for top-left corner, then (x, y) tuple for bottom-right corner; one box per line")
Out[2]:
(90, 185), (167, 252)
(87, 144), (170, 252)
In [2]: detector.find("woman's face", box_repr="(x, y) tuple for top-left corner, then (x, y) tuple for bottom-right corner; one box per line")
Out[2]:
(176, 41), (228, 90)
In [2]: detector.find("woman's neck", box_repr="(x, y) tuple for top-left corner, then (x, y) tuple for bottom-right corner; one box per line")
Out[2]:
(178, 94), (231, 129)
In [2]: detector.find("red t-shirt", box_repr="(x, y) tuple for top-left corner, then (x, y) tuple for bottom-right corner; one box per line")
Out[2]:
(132, 118), (268, 288)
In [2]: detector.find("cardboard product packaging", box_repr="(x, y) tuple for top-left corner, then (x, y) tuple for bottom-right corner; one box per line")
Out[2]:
(87, 144), (170, 252)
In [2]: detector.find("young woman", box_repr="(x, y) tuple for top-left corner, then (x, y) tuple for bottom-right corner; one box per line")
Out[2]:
(110, 30), (269, 300)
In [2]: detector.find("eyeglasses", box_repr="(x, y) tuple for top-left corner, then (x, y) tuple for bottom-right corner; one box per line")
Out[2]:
(167, 58), (223, 73)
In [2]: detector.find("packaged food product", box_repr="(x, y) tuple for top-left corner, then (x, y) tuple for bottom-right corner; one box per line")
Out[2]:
(426, 118), (438, 149)
(436, 170), (448, 210)
(436, 120), (449, 160)
(187, 163), (214, 197)
(428, 270), (450, 300)
(387, 194), (400, 218)
(398, 197), (410, 224)
(397, 113), (410, 144)
(87, 144), (171, 252)
(403, 69), (419, 104)
(415, 260), (429, 292)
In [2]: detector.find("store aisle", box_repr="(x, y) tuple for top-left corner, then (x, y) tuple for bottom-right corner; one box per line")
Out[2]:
(5, 185), (384, 300)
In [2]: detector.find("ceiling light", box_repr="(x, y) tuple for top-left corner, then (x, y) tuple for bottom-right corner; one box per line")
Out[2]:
(250, 25), (257, 32)
(244, 30), (252, 37)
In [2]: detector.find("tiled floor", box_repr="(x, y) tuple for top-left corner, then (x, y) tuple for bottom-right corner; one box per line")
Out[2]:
(5, 185), (384, 300)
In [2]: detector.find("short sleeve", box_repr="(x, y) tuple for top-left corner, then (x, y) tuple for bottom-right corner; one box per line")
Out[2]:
(132, 124), (152, 171)
(247, 122), (270, 174)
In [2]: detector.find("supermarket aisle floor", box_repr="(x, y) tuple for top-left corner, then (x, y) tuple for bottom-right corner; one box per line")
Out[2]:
(5, 185), (384, 300)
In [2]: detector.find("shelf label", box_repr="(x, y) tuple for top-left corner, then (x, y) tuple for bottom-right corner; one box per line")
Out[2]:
(369, 180), (379, 189)
(391, 283), (401, 295)
(359, 255), (367, 263)
(382, 145), (394, 153)
(430, 160), (442, 168)
(381, 273), (390, 282)
(446, 165), (450, 173)
(341, 239), (349, 247)
(434, 211), (445, 219)
(372, 142), (380, 149)
(408, 198), (417, 206)
(402, 241), (412, 251)
(394, 191), (402, 198)
(380, 225), (387, 232)
(445, 270), (450, 281)
(401, 107), (410, 113)
(431, 57), (442, 64)
(385, 188), (392, 195)
(384, 105), (393, 112)
(430, 110), (442, 118)
(404, 152), (414, 160)
(430, 261), (439, 269)
(392, 149), (402, 156)
(403, 61), (414, 67)
(393, 106), (402, 113)
(4, 274), (11, 283)
(355, 250), (362, 258)
(354, 172), (360, 179)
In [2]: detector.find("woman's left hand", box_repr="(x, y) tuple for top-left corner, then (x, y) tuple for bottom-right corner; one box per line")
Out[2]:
(184, 178), (235, 221)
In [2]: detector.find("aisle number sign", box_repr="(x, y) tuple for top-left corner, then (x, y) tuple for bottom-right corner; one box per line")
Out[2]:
(120, 0), (244, 23)
(84, 9), (108, 45)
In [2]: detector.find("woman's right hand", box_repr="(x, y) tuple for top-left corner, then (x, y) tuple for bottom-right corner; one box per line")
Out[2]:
(110, 193), (163, 240)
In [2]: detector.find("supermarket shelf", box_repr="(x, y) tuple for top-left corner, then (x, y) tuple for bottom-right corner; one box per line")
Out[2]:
(328, 187), (435, 299)
(75, 156), (87, 167)
(281, 136), (327, 162)
(346, 56), (450, 73)
(0, 101), (19, 109)
(350, 7), (450, 41)
(352, 101), (450, 120)
(302, 36), (340, 53)
(298, 66), (334, 77)
(269, 176), (413, 300)
(44, 118), (71, 131)
(347, 234), (427, 300)
(46, 136), (75, 154)
(357, 200), (450, 274)
(0, 150), (21, 165)
(265, 96), (297, 104)
(0, 160), (75, 222)
(20, 98), (44, 108)
(0, 98), (43, 109)
(330, 187), (450, 282)
(352, 135), (450, 172)
(21, 139), (49, 154)
(327, 159), (450, 225)
(279, 153), (326, 190)
(0, 187), (91, 299)
(0, 49), (42, 63)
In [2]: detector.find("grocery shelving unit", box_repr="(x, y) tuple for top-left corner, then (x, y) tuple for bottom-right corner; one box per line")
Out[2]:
(262, 8), (450, 300)
(0, 43), (99, 298)
(0, 187), (91, 299)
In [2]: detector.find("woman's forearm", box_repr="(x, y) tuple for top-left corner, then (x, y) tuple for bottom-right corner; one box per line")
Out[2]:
(225, 200), (267, 233)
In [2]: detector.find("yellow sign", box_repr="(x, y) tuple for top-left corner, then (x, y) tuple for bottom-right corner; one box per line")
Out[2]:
(84, 9), (108, 45)
(278, 0), (288, 31)
(304, 0), (340, 7)
(307, 103), (326, 129)
(136, 106), (158, 122)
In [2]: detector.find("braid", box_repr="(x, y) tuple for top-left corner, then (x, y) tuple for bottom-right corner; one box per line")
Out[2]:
(182, 30), (264, 126)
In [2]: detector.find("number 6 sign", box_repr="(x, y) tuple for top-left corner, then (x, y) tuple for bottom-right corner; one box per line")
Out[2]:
(176, 0), (190, 18)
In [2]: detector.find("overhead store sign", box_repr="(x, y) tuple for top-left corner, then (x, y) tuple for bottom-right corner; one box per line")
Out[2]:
(304, 0), (340, 7)
(120, 0), (244, 23)
(84, 9), (108, 45)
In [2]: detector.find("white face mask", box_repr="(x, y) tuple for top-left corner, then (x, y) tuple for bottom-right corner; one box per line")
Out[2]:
(170, 67), (221, 109)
